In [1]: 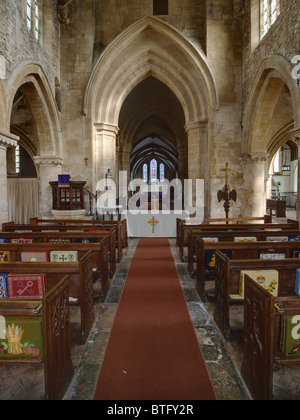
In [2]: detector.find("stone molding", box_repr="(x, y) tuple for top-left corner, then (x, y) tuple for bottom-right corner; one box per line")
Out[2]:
(241, 152), (269, 164)
(290, 127), (300, 143)
(0, 130), (18, 149)
(34, 156), (64, 166)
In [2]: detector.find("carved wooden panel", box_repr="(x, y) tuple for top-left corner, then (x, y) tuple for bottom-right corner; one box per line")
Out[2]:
(241, 274), (274, 400)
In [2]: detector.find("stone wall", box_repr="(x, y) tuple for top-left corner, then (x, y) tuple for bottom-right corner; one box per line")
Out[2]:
(0, 0), (60, 90)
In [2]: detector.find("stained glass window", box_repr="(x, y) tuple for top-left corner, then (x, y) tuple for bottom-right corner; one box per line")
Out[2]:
(160, 163), (165, 182)
(143, 164), (148, 183)
(150, 159), (157, 183)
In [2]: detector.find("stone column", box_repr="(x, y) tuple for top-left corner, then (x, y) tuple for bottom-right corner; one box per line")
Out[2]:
(0, 131), (18, 225)
(34, 156), (63, 219)
(185, 121), (209, 216)
(290, 128), (300, 221)
(94, 123), (119, 188)
(242, 152), (268, 217)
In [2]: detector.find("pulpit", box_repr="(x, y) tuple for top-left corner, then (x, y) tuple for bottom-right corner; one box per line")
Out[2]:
(49, 181), (86, 211)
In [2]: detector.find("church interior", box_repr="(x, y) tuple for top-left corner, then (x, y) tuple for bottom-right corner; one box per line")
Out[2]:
(0, 0), (300, 401)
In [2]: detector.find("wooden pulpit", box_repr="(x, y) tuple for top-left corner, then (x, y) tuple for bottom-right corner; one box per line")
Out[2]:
(49, 181), (86, 210)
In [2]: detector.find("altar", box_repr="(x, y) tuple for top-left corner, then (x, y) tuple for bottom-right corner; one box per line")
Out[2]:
(123, 211), (190, 238)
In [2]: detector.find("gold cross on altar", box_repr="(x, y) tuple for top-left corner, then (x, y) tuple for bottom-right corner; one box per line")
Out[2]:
(148, 216), (159, 234)
(220, 162), (234, 187)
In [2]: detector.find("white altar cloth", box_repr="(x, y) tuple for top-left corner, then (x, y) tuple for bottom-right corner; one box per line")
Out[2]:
(123, 211), (190, 238)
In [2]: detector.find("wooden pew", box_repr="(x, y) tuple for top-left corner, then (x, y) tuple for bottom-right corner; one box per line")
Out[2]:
(188, 227), (300, 278)
(213, 251), (300, 341)
(29, 217), (128, 250)
(177, 217), (298, 261)
(266, 198), (286, 217)
(196, 239), (300, 301)
(3, 219), (126, 262)
(0, 250), (94, 343)
(0, 275), (74, 400)
(242, 273), (300, 400)
(0, 230), (116, 278)
(0, 241), (110, 299)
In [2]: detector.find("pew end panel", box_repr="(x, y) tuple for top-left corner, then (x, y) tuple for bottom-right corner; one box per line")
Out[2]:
(242, 274), (300, 400)
(0, 275), (73, 400)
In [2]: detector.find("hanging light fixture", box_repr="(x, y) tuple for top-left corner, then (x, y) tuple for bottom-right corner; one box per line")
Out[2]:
(282, 161), (290, 172)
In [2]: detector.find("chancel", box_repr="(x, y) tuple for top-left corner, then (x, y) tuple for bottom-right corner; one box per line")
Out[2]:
(0, 0), (300, 402)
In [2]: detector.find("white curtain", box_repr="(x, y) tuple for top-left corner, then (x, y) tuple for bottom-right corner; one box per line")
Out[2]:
(7, 178), (39, 224)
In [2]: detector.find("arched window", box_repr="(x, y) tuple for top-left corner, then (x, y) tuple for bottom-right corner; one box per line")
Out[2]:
(150, 159), (158, 183)
(143, 163), (148, 183)
(160, 163), (165, 182)
(26, 0), (40, 40)
(26, 0), (32, 30)
(261, 0), (280, 38)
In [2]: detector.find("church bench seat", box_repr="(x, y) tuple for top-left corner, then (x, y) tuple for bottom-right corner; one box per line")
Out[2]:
(196, 239), (300, 300)
(29, 217), (128, 251)
(3, 219), (125, 262)
(176, 217), (298, 262)
(214, 251), (300, 342)
(0, 250), (95, 343)
(242, 274), (300, 400)
(0, 241), (110, 299)
(0, 230), (116, 278)
(187, 228), (300, 278)
(0, 275), (73, 400)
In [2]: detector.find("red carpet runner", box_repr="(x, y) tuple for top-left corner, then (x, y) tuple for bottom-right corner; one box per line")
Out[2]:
(93, 238), (216, 400)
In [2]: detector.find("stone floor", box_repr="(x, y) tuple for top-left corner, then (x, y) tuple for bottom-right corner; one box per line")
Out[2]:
(1, 217), (300, 400)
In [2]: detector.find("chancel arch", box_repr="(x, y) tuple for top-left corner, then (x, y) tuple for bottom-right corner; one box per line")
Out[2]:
(242, 55), (298, 218)
(83, 16), (218, 199)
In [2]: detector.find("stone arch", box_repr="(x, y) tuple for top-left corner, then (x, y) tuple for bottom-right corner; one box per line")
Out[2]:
(84, 16), (218, 125)
(241, 55), (298, 217)
(242, 54), (298, 156)
(5, 61), (62, 158)
(83, 16), (218, 190)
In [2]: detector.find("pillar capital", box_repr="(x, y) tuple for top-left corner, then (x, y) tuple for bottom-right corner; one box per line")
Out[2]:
(94, 122), (119, 135)
(185, 120), (208, 134)
(0, 130), (18, 149)
(34, 156), (64, 167)
(241, 152), (269, 164)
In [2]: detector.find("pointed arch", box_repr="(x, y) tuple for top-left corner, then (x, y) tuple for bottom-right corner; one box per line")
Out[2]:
(5, 61), (62, 157)
(83, 16), (218, 126)
(0, 79), (7, 128)
(242, 54), (298, 156)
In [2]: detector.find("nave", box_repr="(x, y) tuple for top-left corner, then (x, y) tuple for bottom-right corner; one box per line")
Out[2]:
(1, 234), (300, 400)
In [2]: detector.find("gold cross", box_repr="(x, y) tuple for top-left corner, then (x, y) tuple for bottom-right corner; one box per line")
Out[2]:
(148, 216), (159, 234)
(220, 162), (234, 186)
